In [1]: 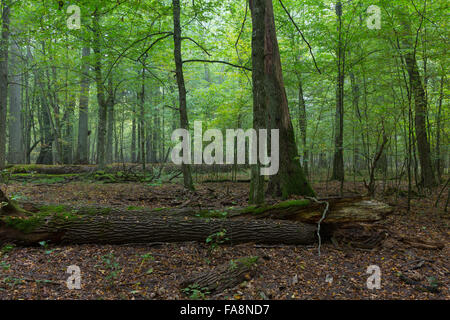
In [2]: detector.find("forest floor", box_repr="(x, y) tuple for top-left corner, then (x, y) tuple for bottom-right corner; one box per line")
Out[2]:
(0, 172), (448, 300)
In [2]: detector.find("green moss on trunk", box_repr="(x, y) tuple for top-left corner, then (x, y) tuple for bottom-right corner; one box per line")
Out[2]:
(1, 206), (83, 233)
(240, 199), (310, 215)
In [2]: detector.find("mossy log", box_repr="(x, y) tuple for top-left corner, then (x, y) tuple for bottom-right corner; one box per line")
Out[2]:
(181, 256), (259, 294)
(115, 196), (391, 224)
(7, 164), (95, 174)
(26, 196), (390, 223)
(236, 197), (392, 224)
(0, 195), (390, 246)
(0, 211), (320, 246)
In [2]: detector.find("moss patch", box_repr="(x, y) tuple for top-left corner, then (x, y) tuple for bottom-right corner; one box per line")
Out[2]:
(127, 206), (145, 211)
(241, 199), (310, 216)
(229, 256), (259, 270)
(1, 215), (46, 233)
(272, 199), (310, 209)
(195, 210), (228, 219)
(1, 205), (83, 233)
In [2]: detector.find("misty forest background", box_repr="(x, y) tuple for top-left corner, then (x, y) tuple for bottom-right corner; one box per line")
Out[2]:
(0, 0), (447, 198)
(0, 0), (448, 300)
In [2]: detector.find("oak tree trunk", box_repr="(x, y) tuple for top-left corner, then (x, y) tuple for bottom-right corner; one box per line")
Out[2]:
(250, 0), (314, 200)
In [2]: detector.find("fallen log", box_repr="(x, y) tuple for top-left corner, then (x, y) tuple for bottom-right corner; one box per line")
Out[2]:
(393, 235), (445, 250)
(7, 164), (95, 174)
(237, 197), (392, 224)
(22, 196), (392, 224)
(181, 256), (259, 294)
(0, 192), (390, 247)
(397, 272), (440, 293)
(0, 211), (320, 246)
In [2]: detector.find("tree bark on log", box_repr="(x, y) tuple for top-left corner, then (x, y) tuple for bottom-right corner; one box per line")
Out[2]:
(0, 192), (391, 247)
(0, 212), (320, 246)
(181, 256), (259, 294)
(19, 196), (392, 224)
(234, 197), (392, 223)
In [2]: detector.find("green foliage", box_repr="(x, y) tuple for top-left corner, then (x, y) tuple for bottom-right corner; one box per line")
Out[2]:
(127, 206), (145, 211)
(101, 253), (122, 285)
(0, 169), (11, 185)
(0, 205), (82, 233)
(1, 244), (15, 255)
(195, 210), (228, 219)
(229, 256), (259, 270)
(181, 283), (210, 300)
(139, 253), (155, 262)
(38, 240), (55, 255)
(0, 261), (10, 271)
(206, 229), (229, 253)
(1, 0), (447, 199)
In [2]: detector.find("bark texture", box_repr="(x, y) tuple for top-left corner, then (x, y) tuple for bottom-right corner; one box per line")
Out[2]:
(250, 0), (314, 200)
(7, 35), (23, 164)
(93, 10), (107, 169)
(0, 213), (318, 246)
(0, 2), (10, 169)
(75, 47), (91, 164)
(331, 1), (345, 182)
(181, 256), (258, 293)
(249, 0), (266, 204)
(172, 0), (194, 191)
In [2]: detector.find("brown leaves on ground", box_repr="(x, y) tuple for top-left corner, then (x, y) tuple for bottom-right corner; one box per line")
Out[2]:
(0, 179), (448, 300)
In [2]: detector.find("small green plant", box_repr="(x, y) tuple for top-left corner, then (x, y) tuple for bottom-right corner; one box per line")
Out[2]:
(0, 261), (10, 271)
(101, 253), (121, 285)
(182, 283), (210, 300)
(229, 256), (259, 271)
(229, 260), (238, 270)
(9, 193), (29, 201)
(195, 210), (229, 219)
(139, 253), (155, 262)
(137, 253), (155, 272)
(38, 241), (54, 255)
(1, 244), (15, 255)
(206, 229), (229, 254)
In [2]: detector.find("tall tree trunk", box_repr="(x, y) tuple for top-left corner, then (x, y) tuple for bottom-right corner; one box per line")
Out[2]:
(435, 74), (444, 183)
(0, 1), (10, 169)
(75, 47), (91, 164)
(298, 76), (308, 176)
(251, 0), (314, 199)
(61, 94), (74, 164)
(138, 67), (146, 170)
(249, 0), (267, 204)
(131, 102), (136, 163)
(349, 71), (363, 171)
(7, 34), (23, 164)
(24, 44), (32, 164)
(404, 53), (436, 188)
(106, 75), (115, 164)
(172, 0), (194, 191)
(331, 1), (345, 182)
(36, 96), (54, 165)
(92, 10), (107, 170)
(399, 8), (436, 188)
